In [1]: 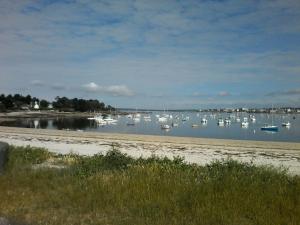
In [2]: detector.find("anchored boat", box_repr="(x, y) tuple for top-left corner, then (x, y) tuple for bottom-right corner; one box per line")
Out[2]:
(282, 122), (291, 127)
(161, 124), (171, 130)
(261, 125), (278, 132)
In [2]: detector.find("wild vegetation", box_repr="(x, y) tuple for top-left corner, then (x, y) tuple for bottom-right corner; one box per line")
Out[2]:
(0, 145), (299, 225)
(0, 94), (40, 111)
(0, 94), (115, 112)
(53, 96), (115, 112)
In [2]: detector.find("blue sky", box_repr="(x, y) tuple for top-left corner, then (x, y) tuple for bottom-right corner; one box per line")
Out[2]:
(0, 0), (300, 109)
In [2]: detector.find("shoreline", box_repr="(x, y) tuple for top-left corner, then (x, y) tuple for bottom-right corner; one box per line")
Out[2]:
(0, 126), (300, 174)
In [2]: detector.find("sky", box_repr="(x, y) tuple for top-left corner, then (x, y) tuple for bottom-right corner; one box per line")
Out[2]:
(0, 0), (300, 109)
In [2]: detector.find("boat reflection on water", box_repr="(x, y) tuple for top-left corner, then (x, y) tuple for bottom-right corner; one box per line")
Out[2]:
(261, 130), (279, 134)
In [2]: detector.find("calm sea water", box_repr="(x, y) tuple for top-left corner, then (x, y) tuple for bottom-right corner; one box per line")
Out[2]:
(1, 112), (299, 142)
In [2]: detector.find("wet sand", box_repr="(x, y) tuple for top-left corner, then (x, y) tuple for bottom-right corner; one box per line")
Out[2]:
(0, 126), (300, 174)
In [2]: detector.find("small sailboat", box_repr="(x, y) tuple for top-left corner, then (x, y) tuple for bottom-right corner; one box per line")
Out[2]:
(282, 122), (291, 127)
(217, 118), (224, 126)
(171, 122), (178, 127)
(201, 118), (208, 124)
(241, 121), (249, 128)
(103, 115), (118, 124)
(250, 115), (256, 122)
(158, 116), (167, 122)
(161, 124), (171, 130)
(225, 118), (231, 125)
(261, 105), (278, 132)
(261, 125), (278, 132)
(143, 115), (151, 121)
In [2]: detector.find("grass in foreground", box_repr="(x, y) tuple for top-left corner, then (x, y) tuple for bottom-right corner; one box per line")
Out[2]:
(0, 145), (299, 225)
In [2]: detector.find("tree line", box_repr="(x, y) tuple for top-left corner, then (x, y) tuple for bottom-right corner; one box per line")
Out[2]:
(53, 96), (115, 112)
(0, 94), (115, 112)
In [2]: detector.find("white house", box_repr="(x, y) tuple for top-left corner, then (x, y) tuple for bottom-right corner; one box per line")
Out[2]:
(33, 101), (39, 110)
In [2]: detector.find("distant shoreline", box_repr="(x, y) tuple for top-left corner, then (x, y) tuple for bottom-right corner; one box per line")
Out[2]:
(0, 126), (300, 174)
(0, 109), (298, 120)
(0, 110), (126, 122)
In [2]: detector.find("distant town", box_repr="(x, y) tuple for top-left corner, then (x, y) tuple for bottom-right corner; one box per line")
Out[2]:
(0, 93), (299, 114)
(199, 107), (300, 114)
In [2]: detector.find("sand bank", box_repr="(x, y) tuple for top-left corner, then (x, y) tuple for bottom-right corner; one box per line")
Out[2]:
(0, 126), (300, 174)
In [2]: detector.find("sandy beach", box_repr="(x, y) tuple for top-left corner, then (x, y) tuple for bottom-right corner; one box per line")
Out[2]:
(0, 126), (300, 174)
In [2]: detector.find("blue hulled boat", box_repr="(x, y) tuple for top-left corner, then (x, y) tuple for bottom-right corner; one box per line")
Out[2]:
(261, 125), (278, 132)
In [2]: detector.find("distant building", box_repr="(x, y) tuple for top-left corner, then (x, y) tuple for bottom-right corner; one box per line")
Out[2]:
(34, 101), (39, 110)
(48, 103), (53, 109)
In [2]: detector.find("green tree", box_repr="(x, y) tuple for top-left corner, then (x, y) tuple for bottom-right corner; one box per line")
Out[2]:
(40, 100), (49, 109)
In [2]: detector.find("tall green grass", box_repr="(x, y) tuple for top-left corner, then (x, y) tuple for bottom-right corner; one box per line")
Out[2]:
(0, 145), (299, 225)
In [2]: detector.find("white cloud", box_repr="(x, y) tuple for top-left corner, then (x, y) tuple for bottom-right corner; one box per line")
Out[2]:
(82, 82), (134, 97)
(30, 80), (44, 86)
(83, 82), (99, 92)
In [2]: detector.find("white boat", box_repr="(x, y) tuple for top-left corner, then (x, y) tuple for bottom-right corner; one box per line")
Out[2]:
(103, 117), (117, 123)
(158, 117), (168, 122)
(282, 122), (291, 127)
(94, 115), (106, 124)
(225, 118), (231, 124)
(217, 118), (224, 126)
(162, 113), (170, 118)
(133, 117), (141, 122)
(88, 114), (102, 120)
(100, 115), (118, 124)
(182, 116), (189, 122)
(192, 124), (199, 128)
(143, 115), (151, 120)
(236, 117), (241, 122)
(201, 118), (207, 124)
(171, 122), (178, 127)
(241, 121), (249, 128)
(161, 124), (171, 129)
